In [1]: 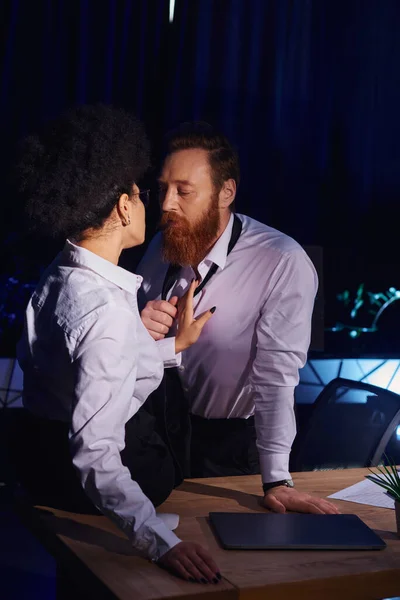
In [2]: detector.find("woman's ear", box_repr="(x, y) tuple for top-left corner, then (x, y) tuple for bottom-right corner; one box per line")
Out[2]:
(116, 193), (131, 226)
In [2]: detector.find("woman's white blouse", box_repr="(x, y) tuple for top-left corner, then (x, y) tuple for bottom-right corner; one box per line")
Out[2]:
(17, 240), (181, 560)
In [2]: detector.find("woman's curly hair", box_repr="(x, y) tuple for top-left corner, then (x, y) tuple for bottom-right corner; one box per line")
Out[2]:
(17, 104), (150, 239)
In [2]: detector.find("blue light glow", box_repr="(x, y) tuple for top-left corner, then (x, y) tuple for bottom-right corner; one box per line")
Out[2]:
(297, 359), (400, 404)
(327, 285), (400, 338)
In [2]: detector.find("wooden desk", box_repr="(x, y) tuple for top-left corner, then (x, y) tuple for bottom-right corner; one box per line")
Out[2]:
(20, 469), (400, 600)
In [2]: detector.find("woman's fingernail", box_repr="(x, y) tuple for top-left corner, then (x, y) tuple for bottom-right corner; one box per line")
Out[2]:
(200, 578), (208, 584)
(210, 306), (216, 314)
(216, 572), (222, 580)
(213, 578), (219, 584)
(189, 577), (196, 583)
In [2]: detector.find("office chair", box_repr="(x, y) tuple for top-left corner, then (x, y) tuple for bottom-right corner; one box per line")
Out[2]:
(290, 377), (400, 471)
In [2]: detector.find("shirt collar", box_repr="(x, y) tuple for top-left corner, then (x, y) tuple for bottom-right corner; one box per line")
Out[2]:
(62, 239), (142, 296)
(202, 212), (234, 270)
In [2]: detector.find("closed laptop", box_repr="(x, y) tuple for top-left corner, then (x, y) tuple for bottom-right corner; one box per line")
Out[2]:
(209, 512), (386, 550)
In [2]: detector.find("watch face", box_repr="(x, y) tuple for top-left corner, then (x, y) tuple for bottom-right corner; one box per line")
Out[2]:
(286, 479), (294, 488)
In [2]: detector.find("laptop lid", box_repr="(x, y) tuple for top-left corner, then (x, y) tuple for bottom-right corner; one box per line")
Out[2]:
(209, 512), (386, 550)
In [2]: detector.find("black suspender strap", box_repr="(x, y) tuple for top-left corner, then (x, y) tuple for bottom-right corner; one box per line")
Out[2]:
(161, 214), (242, 301)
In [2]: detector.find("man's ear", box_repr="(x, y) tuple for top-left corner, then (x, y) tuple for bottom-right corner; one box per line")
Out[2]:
(218, 179), (236, 209)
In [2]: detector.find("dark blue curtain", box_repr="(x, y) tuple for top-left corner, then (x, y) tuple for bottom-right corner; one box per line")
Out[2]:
(1, 0), (400, 354)
(162, 0), (400, 251)
(2, 0), (400, 245)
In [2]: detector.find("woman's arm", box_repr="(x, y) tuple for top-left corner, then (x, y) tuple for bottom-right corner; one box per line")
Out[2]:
(69, 306), (180, 560)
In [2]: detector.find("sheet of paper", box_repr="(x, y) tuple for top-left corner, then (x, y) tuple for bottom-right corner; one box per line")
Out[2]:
(328, 477), (395, 509)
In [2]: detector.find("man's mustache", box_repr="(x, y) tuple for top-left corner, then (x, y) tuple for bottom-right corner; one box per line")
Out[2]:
(160, 212), (188, 229)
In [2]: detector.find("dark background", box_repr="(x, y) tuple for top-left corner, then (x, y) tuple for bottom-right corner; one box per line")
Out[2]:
(1, 0), (400, 356)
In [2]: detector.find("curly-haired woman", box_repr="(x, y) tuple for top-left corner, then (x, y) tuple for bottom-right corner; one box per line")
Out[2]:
(14, 105), (220, 583)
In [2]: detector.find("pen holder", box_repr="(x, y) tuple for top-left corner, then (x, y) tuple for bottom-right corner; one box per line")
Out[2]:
(396, 501), (400, 538)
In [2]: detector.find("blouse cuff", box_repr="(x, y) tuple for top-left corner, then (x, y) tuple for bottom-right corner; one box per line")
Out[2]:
(156, 337), (182, 368)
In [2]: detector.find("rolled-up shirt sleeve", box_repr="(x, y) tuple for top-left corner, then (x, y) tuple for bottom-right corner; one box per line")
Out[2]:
(70, 306), (180, 560)
(249, 249), (318, 483)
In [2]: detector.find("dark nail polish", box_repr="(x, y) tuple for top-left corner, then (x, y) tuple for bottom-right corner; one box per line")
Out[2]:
(210, 306), (216, 314)
(213, 578), (219, 584)
(189, 577), (196, 583)
(201, 578), (208, 584)
(216, 572), (222, 580)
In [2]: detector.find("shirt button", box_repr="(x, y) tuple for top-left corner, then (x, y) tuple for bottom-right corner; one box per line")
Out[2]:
(178, 366), (185, 372)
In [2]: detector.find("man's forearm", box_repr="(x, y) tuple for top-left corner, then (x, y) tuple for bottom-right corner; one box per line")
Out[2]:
(253, 385), (296, 483)
(258, 453), (291, 483)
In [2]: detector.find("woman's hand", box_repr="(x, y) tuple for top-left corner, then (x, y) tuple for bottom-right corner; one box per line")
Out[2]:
(175, 280), (216, 353)
(157, 541), (221, 583)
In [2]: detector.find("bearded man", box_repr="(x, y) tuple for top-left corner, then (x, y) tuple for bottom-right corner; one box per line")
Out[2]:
(136, 123), (338, 516)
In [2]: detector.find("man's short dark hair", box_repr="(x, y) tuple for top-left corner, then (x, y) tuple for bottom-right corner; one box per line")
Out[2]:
(17, 104), (150, 239)
(165, 122), (240, 193)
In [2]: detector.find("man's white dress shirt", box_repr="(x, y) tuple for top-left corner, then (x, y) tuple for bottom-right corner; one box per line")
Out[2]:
(17, 240), (181, 560)
(137, 214), (318, 483)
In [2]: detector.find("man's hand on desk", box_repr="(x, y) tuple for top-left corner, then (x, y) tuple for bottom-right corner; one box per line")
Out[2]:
(262, 486), (340, 514)
(158, 541), (221, 584)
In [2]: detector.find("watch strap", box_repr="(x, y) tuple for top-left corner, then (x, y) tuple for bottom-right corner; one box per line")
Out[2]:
(262, 479), (294, 493)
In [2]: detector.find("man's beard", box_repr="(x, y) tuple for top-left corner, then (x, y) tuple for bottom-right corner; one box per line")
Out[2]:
(160, 196), (220, 267)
